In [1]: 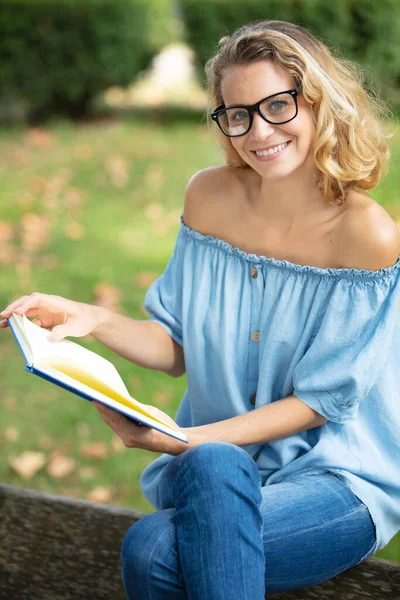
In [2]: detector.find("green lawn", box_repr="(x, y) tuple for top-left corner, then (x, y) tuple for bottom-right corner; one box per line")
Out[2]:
(0, 113), (399, 562)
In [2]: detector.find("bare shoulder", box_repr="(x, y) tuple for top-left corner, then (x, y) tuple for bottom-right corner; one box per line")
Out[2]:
(339, 192), (400, 270)
(183, 165), (242, 231)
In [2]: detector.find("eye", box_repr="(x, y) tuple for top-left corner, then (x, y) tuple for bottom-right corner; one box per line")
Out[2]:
(229, 110), (248, 122)
(269, 100), (288, 112)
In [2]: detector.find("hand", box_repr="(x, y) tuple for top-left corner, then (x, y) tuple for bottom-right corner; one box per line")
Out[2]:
(92, 402), (190, 455)
(0, 292), (106, 341)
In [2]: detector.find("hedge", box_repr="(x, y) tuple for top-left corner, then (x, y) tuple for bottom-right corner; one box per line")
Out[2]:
(0, 0), (175, 122)
(180, 0), (400, 112)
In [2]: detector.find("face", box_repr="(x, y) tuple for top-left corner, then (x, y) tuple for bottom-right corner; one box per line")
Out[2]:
(220, 60), (316, 180)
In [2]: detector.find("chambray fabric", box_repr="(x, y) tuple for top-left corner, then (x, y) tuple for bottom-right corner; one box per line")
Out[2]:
(124, 442), (376, 599)
(140, 215), (400, 553)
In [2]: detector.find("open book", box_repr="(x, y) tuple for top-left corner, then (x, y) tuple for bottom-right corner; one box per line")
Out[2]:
(7, 313), (188, 444)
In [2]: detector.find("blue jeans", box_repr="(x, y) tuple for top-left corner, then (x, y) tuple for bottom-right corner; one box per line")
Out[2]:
(121, 442), (376, 599)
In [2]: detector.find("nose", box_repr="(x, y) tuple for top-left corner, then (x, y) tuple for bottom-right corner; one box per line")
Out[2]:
(250, 113), (276, 141)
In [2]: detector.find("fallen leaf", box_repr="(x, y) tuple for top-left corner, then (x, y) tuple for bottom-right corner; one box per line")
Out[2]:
(0, 221), (14, 244)
(111, 435), (126, 454)
(25, 128), (54, 150)
(4, 427), (19, 442)
(80, 441), (108, 460)
(145, 202), (164, 221)
(87, 486), (112, 503)
(134, 271), (159, 289)
(47, 453), (76, 478)
(104, 155), (129, 188)
(65, 221), (85, 240)
(93, 282), (121, 312)
(19, 213), (52, 251)
(9, 451), (46, 479)
(152, 390), (172, 406)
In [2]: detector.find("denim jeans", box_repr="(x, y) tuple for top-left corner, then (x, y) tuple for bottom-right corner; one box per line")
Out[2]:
(121, 442), (376, 599)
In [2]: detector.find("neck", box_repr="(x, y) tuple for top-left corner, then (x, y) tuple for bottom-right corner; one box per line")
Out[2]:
(248, 168), (338, 234)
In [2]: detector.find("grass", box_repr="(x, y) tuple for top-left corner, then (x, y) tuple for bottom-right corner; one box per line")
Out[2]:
(0, 113), (399, 562)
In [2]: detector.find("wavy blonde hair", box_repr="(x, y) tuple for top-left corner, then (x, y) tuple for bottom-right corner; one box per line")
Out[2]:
(205, 20), (393, 205)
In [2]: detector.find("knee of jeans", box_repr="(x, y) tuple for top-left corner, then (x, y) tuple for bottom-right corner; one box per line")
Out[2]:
(177, 442), (261, 487)
(121, 510), (177, 577)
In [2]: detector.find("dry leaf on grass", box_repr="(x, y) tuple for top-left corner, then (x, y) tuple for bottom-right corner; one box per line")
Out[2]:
(9, 451), (46, 479)
(4, 427), (19, 442)
(152, 390), (172, 406)
(93, 282), (121, 313)
(111, 435), (126, 454)
(80, 441), (108, 460)
(134, 271), (159, 289)
(145, 202), (164, 221)
(0, 221), (14, 244)
(47, 453), (76, 479)
(104, 155), (129, 189)
(25, 128), (54, 150)
(87, 486), (112, 503)
(65, 221), (85, 240)
(19, 213), (52, 251)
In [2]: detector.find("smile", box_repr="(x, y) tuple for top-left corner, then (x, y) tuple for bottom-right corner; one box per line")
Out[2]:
(251, 141), (292, 161)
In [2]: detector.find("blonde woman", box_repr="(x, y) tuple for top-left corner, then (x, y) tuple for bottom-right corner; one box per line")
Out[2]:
(2, 19), (400, 599)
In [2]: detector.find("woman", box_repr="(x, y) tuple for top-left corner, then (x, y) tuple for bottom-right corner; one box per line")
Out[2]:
(2, 19), (400, 599)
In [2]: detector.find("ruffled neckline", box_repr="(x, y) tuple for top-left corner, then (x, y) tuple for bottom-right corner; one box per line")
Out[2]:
(180, 215), (400, 282)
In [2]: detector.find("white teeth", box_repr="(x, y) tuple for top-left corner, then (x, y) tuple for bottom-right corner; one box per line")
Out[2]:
(255, 142), (288, 156)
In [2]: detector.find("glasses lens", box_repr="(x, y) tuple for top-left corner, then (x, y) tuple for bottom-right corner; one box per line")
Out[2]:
(217, 108), (250, 136)
(260, 92), (296, 123)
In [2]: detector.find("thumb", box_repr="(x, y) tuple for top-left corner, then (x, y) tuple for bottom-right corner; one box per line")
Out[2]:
(50, 326), (67, 341)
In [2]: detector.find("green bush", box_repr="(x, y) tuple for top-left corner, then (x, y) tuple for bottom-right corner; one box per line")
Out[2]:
(0, 0), (175, 122)
(180, 0), (400, 112)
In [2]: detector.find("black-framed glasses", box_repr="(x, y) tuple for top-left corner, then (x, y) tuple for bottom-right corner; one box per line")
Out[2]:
(211, 87), (302, 138)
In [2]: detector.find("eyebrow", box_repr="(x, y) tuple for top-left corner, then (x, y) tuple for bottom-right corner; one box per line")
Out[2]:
(224, 89), (293, 110)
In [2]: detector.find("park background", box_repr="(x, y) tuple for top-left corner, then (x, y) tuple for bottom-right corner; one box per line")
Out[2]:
(0, 0), (399, 563)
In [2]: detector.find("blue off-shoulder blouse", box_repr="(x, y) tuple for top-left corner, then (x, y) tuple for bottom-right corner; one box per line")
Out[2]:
(140, 215), (400, 553)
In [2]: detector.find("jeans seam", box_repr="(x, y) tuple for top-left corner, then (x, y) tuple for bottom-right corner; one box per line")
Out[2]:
(263, 504), (367, 544)
(144, 520), (176, 591)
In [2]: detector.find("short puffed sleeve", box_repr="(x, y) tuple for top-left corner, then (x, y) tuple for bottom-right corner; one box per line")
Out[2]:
(143, 234), (184, 346)
(292, 266), (400, 423)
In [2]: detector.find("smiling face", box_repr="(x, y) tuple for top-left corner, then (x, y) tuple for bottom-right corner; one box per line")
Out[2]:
(220, 60), (316, 181)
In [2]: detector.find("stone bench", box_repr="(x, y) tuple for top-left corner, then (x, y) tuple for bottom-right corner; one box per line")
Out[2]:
(1, 483), (399, 599)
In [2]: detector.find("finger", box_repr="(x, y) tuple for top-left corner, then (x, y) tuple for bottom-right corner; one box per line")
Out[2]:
(32, 318), (43, 327)
(93, 403), (146, 438)
(0, 319), (10, 328)
(0, 296), (30, 317)
(14, 293), (61, 316)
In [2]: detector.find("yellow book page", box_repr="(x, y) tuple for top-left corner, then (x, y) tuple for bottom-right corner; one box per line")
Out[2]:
(43, 359), (175, 430)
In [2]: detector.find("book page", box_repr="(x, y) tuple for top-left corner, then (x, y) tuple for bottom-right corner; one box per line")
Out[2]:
(32, 363), (186, 440)
(19, 314), (132, 399)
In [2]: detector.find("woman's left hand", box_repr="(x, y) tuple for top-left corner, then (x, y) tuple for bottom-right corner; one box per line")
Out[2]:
(92, 401), (190, 455)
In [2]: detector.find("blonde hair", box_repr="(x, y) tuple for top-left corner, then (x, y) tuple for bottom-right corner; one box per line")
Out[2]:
(205, 20), (393, 206)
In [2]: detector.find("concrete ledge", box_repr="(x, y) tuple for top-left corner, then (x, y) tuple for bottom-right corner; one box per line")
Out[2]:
(0, 483), (399, 599)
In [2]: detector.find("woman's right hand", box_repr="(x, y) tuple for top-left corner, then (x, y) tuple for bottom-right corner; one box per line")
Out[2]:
(0, 293), (106, 341)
